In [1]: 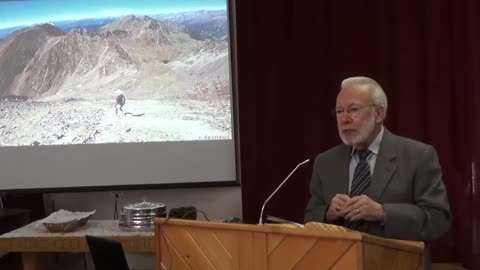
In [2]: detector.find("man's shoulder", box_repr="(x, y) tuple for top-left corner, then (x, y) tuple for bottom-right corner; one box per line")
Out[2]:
(384, 131), (441, 163)
(387, 131), (434, 153)
(313, 143), (348, 164)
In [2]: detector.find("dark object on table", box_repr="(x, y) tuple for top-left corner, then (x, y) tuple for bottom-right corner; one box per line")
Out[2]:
(169, 206), (197, 220)
(222, 217), (242, 223)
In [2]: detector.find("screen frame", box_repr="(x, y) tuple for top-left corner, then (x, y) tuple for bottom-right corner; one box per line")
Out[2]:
(0, 0), (241, 194)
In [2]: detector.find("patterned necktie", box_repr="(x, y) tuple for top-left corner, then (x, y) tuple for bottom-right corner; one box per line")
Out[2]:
(349, 150), (373, 196)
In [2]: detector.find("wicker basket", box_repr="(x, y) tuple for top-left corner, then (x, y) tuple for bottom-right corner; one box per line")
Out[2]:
(43, 215), (92, 232)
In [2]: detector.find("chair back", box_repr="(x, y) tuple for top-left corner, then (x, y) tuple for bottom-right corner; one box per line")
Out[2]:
(85, 235), (129, 270)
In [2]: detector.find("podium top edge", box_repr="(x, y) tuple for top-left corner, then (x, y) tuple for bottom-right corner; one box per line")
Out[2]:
(154, 218), (424, 253)
(154, 218), (363, 240)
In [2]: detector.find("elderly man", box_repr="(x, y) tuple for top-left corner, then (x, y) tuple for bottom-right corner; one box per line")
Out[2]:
(304, 76), (451, 269)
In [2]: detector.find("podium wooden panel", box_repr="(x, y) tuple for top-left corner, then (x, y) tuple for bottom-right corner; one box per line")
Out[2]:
(154, 218), (424, 270)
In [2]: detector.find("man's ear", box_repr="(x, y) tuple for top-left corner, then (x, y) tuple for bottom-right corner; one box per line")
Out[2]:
(375, 106), (385, 123)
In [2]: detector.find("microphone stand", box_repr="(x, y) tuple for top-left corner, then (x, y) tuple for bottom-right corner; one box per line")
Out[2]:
(258, 159), (310, 225)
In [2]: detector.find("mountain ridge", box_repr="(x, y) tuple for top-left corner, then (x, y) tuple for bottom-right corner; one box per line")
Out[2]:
(0, 14), (229, 100)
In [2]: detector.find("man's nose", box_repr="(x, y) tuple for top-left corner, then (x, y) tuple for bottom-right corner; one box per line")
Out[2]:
(337, 113), (352, 124)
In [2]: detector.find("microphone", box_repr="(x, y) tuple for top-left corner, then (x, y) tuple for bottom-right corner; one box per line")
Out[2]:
(258, 159), (310, 225)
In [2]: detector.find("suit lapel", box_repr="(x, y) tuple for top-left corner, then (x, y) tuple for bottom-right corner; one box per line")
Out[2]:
(368, 129), (398, 201)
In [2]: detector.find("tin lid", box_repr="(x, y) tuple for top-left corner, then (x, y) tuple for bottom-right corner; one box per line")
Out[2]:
(123, 201), (166, 210)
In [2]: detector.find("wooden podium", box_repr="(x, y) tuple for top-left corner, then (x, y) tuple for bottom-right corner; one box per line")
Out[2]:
(154, 218), (424, 270)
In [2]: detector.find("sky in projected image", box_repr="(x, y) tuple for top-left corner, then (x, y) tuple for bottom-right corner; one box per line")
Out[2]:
(0, 0), (232, 146)
(0, 0), (225, 29)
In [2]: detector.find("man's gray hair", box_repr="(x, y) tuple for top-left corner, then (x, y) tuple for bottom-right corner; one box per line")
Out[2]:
(341, 76), (388, 117)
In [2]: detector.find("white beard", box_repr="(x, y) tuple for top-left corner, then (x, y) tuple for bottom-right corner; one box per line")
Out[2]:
(339, 115), (376, 147)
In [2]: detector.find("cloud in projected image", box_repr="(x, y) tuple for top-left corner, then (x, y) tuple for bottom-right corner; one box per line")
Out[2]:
(0, 0), (233, 146)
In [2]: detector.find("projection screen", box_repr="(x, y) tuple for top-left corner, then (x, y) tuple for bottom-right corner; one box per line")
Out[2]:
(0, 0), (239, 191)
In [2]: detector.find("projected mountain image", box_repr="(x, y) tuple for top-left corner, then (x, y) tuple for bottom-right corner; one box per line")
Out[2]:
(0, 11), (232, 146)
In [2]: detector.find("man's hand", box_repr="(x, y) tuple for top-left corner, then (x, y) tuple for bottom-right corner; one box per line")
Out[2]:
(325, 194), (351, 222)
(341, 195), (386, 222)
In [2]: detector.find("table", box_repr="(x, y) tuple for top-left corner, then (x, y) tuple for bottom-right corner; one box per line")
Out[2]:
(0, 220), (155, 270)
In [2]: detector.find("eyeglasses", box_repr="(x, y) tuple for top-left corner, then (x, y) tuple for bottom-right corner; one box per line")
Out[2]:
(334, 104), (377, 118)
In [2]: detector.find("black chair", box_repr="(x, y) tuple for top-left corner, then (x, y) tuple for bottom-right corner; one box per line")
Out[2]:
(85, 235), (129, 270)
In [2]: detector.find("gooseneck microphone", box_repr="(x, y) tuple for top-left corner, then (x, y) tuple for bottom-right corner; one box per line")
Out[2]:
(258, 159), (310, 225)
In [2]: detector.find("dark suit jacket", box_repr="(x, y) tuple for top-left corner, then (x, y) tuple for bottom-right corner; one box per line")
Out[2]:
(304, 129), (451, 267)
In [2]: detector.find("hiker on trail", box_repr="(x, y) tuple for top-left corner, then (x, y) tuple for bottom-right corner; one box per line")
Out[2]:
(115, 89), (126, 115)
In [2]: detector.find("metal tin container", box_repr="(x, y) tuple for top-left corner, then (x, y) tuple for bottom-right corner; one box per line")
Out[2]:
(119, 201), (166, 231)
